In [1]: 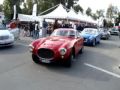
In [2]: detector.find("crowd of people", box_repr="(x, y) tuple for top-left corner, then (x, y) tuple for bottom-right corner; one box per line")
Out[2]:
(8, 19), (97, 39)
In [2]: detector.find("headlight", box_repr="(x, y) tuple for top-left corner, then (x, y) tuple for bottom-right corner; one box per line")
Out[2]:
(59, 48), (67, 55)
(9, 34), (14, 39)
(29, 44), (34, 52)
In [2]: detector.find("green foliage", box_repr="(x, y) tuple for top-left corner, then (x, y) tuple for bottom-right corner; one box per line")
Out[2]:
(106, 5), (119, 20)
(107, 21), (114, 28)
(0, 4), (3, 12)
(115, 13), (120, 26)
(96, 10), (104, 19)
(3, 0), (13, 21)
(91, 13), (98, 20)
(103, 19), (114, 28)
(73, 4), (83, 13)
(3, 0), (23, 21)
(86, 7), (92, 16)
(3, 0), (79, 20)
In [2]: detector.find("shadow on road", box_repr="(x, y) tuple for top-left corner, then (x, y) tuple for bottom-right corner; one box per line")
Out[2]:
(31, 47), (118, 82)
(0, 44), (28, 55)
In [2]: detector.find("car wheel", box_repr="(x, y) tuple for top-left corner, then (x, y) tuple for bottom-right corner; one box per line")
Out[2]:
(79, 46), (84, 54)
(92, 39), (96, 46)
(64, 51), (74, 67)
(32, 54), (40, 64)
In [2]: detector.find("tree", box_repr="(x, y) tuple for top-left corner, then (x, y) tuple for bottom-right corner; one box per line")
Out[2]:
(106, 5), (119, 21)
(103, 19), (107, 28)
(36, 0), (79, 15)
(86, 7), (92, 16)
(3, 0), (13, 21)
(73, 4), (83, 13)
(91, 13), (98, 20)
(0, 4), (3, 12)
(96, 9), (104, 19)
(3, 0), (23, 21)
(115, 13), (120, 26)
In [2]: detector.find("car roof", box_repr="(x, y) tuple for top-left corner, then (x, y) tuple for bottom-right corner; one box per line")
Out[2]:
(55, 28), (77, 32)
(83, 28), (98, 31)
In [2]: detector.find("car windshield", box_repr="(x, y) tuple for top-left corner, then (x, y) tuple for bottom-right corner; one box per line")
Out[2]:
(0, 24), (6, 30)
(112, 28), (118, 31)
(51, 30), (76, 37)
(83, 28), (97, 34)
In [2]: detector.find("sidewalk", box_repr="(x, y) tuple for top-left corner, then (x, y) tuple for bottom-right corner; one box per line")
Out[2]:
(20, 36), (35, 42)
(18, 34), (49, 43)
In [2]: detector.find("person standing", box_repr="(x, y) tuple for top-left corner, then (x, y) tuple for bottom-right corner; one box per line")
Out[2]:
(35, 22), (39, 39)
(29, 21), (33, 37)
(42, 19), (48, 37)
(53, 19), (59, 30)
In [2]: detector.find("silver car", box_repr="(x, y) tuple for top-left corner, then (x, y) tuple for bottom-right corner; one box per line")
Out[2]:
(99, 28), (110, 39)
(0, 24), (14, 47)
(109, 28), (119, 35)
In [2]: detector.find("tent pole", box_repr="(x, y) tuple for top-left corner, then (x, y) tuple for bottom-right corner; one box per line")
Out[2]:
(38, 4), (59, 15)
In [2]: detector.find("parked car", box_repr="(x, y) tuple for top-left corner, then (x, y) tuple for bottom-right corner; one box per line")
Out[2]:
(81, 28), (101, 46)
(99, 28), (110, 39)
(109, 27), (119, 35)
(29, 28), (84, 67)
(9, 28), (19, 39)
(7, 21), (20, 39)
(0, 24), (14, 47)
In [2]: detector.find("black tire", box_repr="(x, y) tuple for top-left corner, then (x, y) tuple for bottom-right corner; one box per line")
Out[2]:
(92, 39), (96, 46)
(98, 40), (100, 44)
(32, 54), (40, 64)
(64, 51), (74, 67)
(79, 46), (84, 54)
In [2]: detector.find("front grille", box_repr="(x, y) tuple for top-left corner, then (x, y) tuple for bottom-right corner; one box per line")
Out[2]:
(0, 36), (9, 40)
(0, 42), (13, 45)
(38, 48), (54, 59)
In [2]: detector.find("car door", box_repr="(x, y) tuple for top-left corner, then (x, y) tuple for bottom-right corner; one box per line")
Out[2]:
(75, 31), (83, 54)
(96, 30), (101, 42)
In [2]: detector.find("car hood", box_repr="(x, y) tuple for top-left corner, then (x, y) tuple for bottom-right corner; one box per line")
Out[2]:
(81, 33), (95, 39)
(0, 30), (11, 36)
(38, 36), (72, 49)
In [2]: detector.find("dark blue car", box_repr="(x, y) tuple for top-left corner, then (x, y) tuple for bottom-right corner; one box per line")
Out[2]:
(81, 28), (101, 46)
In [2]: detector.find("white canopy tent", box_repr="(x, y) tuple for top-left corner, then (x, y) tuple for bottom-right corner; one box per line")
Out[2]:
(67, 8), (79, 21)
(77, 11), (97, 24)
(18, 4), (42, 22)
(41, 4), (68, 19)
(77, 11), (86, 22)
(18, 14), (42, 22)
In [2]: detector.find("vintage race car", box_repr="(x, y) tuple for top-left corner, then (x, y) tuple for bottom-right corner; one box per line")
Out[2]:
(81, 28), (101, 46)
(29, 28), (84, 67)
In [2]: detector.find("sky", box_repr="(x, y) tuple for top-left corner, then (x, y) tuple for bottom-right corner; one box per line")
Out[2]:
(0, 0), (3, 4)
(78, 0), (120, 13)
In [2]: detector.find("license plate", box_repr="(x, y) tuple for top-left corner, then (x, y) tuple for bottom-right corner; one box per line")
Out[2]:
(41, 59), (50, 63)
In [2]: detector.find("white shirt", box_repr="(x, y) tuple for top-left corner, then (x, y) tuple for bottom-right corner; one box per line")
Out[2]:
(35, 24), (38, 30)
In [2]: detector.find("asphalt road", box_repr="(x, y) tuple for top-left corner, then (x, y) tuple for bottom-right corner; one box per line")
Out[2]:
(0, 36), (120, 90)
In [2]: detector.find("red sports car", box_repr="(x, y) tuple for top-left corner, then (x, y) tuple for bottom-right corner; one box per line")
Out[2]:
(29, 28), (84, 67)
